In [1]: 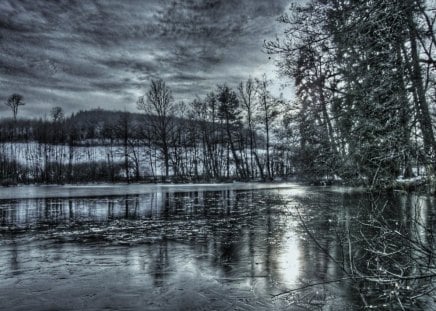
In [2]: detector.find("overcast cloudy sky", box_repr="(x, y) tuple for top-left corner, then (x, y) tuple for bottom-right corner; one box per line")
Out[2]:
(0, 0), (291, 118)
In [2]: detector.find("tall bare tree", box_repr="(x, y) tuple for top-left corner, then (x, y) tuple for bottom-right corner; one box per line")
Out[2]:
(238, 78), (257, 178)
(137, 79), (176, 179)
(256, 75), (282, 180)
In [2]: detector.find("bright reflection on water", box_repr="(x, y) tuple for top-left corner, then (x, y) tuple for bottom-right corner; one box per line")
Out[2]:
(277, 233), (301, 286)
(0, 184), (435, 310)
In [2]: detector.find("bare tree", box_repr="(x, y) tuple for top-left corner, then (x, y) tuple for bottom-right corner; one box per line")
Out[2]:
(255, 75), (282, 180)
(217, 85), (246, 179)
(5, 94), (25, 121)
(114, 111), (132, 183)
(137, 79), (176, 179)
(238, 78), (257, 178)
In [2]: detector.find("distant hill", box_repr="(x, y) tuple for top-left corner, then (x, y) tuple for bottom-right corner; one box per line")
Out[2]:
(0, 108), (262, 146)
(70, 109), (145, 126)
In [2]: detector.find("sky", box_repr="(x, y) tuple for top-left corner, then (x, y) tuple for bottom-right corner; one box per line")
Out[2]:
(0, 0), (291, 118)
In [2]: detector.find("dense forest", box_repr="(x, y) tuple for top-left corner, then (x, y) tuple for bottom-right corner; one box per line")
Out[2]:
(265, 0), (436, 189)
(1, 0), (436, 189)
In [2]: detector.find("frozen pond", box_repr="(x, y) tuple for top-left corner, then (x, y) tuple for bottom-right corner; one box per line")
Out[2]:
(0, 183), (435, 310)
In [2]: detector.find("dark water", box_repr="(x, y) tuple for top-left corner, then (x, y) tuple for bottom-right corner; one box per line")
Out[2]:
(0, 184), (435, 310)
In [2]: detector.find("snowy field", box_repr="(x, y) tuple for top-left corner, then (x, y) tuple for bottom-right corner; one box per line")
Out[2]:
(0, 142), (268, 179)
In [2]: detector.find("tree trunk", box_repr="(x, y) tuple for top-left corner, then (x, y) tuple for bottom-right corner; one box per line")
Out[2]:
(406, 12), (436, 160)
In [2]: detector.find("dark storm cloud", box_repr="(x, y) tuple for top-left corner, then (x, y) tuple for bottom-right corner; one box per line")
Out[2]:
(0, 0), (288, 117)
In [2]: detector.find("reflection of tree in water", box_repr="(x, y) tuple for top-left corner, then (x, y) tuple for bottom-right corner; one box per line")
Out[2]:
(9, 240), (19, 276)
(208, 190), (243, 273)
(107, 198), (114, 220)
(219, 232), (238, 274)
(0, 200), (18, 226)
(203, 190), (288, 290)
(151, 239), (170, 287)
(123, 194), (140, 219)
(40, 198), (66, 228)
(284, 191), (436, 310)
(148, 189), (286, 282)
(263, 196), (286, 288)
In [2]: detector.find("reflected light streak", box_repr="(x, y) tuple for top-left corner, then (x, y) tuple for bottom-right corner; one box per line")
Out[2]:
(278, 234), (301, 286)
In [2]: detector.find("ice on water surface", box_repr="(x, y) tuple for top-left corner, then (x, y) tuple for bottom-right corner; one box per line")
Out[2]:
(0, 183), (312, 310)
